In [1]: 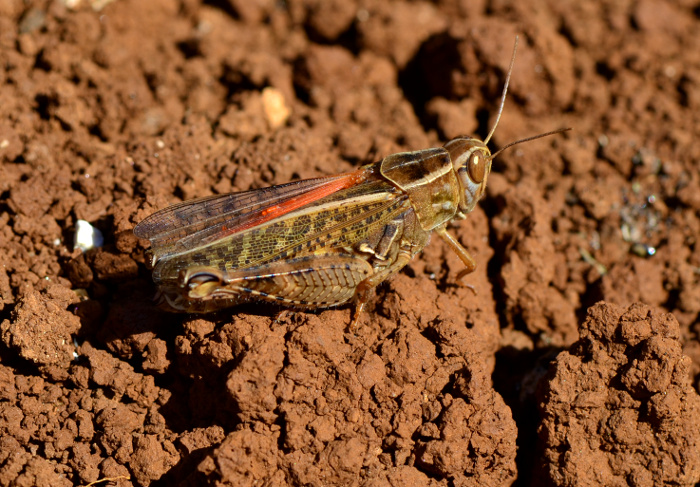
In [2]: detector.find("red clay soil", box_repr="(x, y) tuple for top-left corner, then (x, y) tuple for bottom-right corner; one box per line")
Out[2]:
(1, 0), (700, 486)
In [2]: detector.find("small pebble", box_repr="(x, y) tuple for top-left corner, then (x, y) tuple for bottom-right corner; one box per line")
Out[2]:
(74, 220), (104, 252)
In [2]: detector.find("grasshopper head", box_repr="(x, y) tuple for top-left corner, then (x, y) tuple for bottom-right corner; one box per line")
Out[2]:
(444, 137), (492, 215)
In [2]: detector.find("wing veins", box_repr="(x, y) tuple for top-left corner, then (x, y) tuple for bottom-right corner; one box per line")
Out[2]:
(136, 169), (375, 260)
(134, 174), (356, 242)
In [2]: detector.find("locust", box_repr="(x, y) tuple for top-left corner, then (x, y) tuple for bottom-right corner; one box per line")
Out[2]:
(134, 37), (568, 326)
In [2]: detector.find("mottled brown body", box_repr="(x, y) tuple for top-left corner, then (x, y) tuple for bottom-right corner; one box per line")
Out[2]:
(133, 139), (490, 317)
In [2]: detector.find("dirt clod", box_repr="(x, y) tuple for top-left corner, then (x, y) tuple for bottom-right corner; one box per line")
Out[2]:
(537, 302), (700, 486)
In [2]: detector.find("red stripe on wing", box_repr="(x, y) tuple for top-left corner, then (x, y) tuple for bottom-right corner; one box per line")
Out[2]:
(199, 168), (372, 244)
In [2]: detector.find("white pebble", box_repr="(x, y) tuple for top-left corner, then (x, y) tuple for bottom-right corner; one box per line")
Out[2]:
(74, 220), (104, 252)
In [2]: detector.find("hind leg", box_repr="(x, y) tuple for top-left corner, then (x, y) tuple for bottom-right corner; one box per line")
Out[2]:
(176, 253), (374, 312)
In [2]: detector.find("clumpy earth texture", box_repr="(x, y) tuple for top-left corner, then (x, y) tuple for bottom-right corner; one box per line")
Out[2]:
(1, 0), (700, 486)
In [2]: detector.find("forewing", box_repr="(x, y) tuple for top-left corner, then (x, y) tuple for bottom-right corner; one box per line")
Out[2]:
(135, 169), (373, 262)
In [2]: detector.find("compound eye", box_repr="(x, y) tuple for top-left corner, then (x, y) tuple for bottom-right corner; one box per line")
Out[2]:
(467, 152), (487, 183)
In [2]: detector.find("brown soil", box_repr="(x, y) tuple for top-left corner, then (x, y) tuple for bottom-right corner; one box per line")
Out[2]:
(1, 0), (699, 486)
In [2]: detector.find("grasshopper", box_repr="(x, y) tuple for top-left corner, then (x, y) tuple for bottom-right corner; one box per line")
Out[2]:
(134, 37), (568, 326)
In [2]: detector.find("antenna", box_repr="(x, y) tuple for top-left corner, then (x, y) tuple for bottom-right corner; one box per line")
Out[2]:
(483, 36), (571, 158)
(490, 128), (571, 160)
(484, 36), (519, 145)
